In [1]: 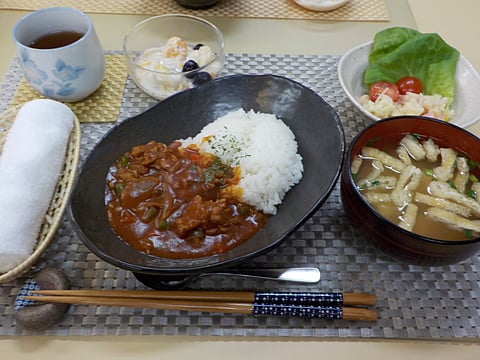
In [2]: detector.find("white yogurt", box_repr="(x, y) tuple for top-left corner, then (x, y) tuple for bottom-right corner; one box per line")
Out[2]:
(134, 36), (223, 99)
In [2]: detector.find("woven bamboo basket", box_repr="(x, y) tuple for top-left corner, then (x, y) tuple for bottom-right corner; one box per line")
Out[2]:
(0, 104), (81, 284)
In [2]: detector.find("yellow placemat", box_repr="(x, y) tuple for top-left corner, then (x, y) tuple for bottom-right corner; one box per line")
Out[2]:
(0, 0), (390, 21)
(9, 54), (127, 123)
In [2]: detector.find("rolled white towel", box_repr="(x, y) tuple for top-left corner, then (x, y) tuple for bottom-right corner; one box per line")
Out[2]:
(0, 99), (74, 273)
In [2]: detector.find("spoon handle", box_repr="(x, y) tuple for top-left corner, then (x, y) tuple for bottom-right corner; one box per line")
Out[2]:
(208, 267), (321, 283)
(132, 267), (321, 289)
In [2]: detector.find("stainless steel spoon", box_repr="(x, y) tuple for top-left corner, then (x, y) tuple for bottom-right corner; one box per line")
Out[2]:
(207, 267), (321, 283)
(133, 267), (321, 289)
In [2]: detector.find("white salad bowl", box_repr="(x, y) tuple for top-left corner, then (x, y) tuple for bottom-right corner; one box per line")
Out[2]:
(338, 41), (480, 129)
(293, 0), (351, 12)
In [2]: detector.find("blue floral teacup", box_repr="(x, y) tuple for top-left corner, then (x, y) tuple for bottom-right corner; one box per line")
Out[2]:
(12, 7), (105, 102)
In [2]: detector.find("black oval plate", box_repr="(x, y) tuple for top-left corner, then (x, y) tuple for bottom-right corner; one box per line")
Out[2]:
(68, 74), (345, 276)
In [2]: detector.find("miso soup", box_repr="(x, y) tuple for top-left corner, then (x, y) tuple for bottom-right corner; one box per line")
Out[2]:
(353, 133), (480, 241)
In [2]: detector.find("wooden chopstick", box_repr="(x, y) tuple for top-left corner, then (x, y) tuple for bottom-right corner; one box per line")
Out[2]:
(23, 294), (377, 321)
(29, 290), (376, 306)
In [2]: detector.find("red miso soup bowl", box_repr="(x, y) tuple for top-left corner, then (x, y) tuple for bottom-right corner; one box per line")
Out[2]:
(341, 116), (480, 266)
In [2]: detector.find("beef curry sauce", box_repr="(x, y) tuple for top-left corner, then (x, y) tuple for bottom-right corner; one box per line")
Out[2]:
(105, 140), (268, 258)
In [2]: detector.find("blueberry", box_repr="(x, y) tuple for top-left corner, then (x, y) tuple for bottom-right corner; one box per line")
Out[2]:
(182, 60), (199, 75)
(192, 71), (212, 86)
(193, 43), (204, 50)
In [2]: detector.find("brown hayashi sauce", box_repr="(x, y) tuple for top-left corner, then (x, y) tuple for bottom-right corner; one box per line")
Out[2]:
(105, 140), (268, 258)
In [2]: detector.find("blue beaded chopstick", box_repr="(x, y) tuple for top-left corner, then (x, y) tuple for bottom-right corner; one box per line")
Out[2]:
(24, 290), (377, 321)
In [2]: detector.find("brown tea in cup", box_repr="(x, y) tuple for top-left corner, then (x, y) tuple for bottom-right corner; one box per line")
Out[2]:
(28, 31), (84, 49)
(12, 7), (105, 102)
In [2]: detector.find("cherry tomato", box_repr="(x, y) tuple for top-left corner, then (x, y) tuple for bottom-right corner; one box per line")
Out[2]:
(369, 81), (400, 102)
(396, 76), (423, 95)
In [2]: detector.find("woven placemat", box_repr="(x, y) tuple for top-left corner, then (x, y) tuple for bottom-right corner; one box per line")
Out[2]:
(0, 0), (390, 22)
(9, 54), (127, 123)
(0, 52), (479, 339)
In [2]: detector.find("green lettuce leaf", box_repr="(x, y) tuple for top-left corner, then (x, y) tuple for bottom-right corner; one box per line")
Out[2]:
(363, 27), (460, 103)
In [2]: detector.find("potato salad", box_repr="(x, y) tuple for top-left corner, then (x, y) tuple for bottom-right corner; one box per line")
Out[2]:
(361, 27), (459, 121)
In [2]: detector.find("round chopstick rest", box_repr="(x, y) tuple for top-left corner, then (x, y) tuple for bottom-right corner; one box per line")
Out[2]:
(15, 268), (70, 331)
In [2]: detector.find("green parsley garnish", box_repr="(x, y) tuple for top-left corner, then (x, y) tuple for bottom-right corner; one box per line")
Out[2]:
(114, 183), (124, 196)
(206, 131), (250, 167)
(366, 136), (381, 146)
(424, 168), (435, 178)
(464, 229), (474, 238)
(119, 155), (131, 167)
(465, 189), (477, 199)
(447, 180), (456, 189)
(468, 159), (478, 170)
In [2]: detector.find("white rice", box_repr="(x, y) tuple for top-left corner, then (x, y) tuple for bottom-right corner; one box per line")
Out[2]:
(179, 108), (303, 215)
